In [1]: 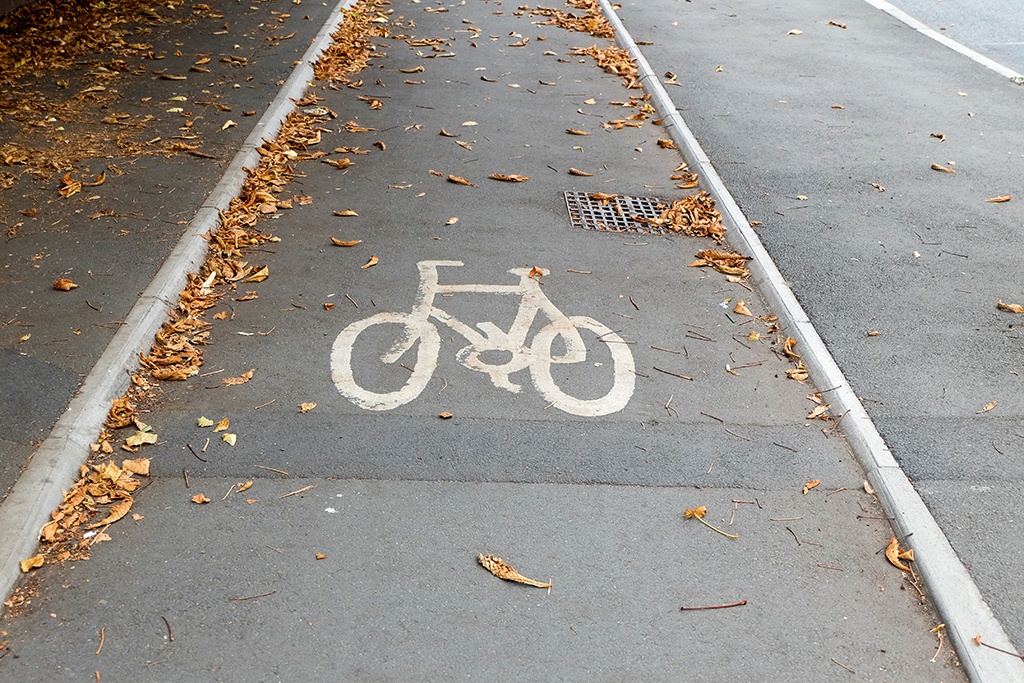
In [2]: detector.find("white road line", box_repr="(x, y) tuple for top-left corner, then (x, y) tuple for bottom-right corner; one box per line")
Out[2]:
(595, 1), (1024, 680)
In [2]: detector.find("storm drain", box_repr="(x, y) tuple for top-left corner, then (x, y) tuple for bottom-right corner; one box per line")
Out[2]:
(563, 190), (670, 235)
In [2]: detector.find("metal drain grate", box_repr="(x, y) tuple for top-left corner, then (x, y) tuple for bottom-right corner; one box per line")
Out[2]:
(563, 191), (670, 235)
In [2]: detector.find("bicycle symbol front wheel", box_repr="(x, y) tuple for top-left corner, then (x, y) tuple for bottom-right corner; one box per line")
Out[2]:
(530, 316), (635, 417)
(331, 312), (441, 411)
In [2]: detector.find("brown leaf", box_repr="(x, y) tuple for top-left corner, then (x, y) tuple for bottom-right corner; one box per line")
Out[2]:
(122, 458), (150, 476)
(332, 238), (362, 247)
(299, 402), (317, 413)
(53, 278), (79, 291)
(871, 183), (886, 192)
(439, 127), (458, 137)
(237, 481), (253, 493)
(152, 367), (192, 381)
(324, 303), (335, 310)
(828, 21), (847, 29)
(87, 498), (132, 528)
(456, 140), (472, 150)
(683, 506), (707, 519)
(478, 554), (551, 588)
(244, 265), (269, 283)
(568, 168), (593, 176)
(447, 174), (476, 187)
(566, 128), (590, 135)
(931, 133), (946, 142)
(997, 300), (1024, 313)
(977, 401), (997, 414)
(214, 418), (230, 432)
(787, 361), (809, 381)
(192, 493), (211, 504)
(867, 330), (881, 337)
(885, 536), (911, 571)
(985, 195), (1011, 203)
(782, 337), (801, 359)
(489, 173), (530, 182)
(20, 555), (44, 573)
(324, 157), (353, 169)
(429, 169), (445, 177)
(733, 300), (753, 316)
(361, 255), (379, 269)
(528, 266), (543, 279)
(334, 210), (359, 217)
(931, 162), (955, 173)
(213, 310), (228, 320)
(439, 412), (454, 419)
(316, 553), (327, 560)
(373, 141), (386, 151)
(222, 368), (255, 385)
(802, 479), (821, 495)
(657, 138), (677, 149)
(399, 65), (425, 73)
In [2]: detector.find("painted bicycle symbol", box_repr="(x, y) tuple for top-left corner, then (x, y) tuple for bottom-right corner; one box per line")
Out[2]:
(331, 260), (635, 416)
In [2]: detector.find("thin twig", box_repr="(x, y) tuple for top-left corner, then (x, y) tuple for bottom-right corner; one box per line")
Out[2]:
(162, 615), (173, 642)
(700, 412), (723, 423)
(279, 485), (315, 499)
(202, 437), (210, 452)
(222, 483), (236, 500)
(653, 367), (693, 380)
(825, 487), (848, 496)
(254, 399), (277, 410)
(96, 627), (105, 655)
(629, 295), (639, 310)
(772, 517), (803, 521)
(651, 345), (680, 354)
(566, 269), (591, 274)
(345, 293), (359, 308)
(291, 302), (307, 309)
(856, 515), (894, 520)
(680, 600), (746, 611)
(229, 591), (276, 601)
(733, 500), (756, 504)
(612, 311), (634, 319)
(183, 468), (189, 489)
(817, 564), (843, 571)
(973, 637), (1024, 660)
(199, 368), (225, 377)
(187, 444), (207, 463)
(724, 428), (750, 441)
(255, 465), (289, 475)
(266, 546), (283, 553)
(665, 394), (677, 417)
(773, 442), (797, 452)
(831, 658), (854, 673)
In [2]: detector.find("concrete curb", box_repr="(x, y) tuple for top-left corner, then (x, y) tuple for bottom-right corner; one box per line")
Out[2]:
(862, 0), (1024, 83)
(0, 0), (357, 606)
(596, 1), (1024, 680)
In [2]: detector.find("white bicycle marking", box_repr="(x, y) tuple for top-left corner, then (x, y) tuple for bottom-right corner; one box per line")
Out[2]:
(330, 260), (634, 416)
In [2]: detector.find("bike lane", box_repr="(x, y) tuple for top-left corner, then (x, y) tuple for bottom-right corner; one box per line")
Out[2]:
(0, 2), (964, 680)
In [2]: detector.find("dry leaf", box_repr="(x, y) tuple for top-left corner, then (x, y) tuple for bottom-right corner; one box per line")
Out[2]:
(977, 401), (997, 414)
(871, 183), (886, 192)
(324, 158), (353, 169)
(299, 402), (317, 413)
(17, 334), (30, 343)
(683, 506), (707, 519)
(223, 369), (255, 385)
(244, 266), (269, 283)
(568, 168), (593, 176)
(864, 480), (875, 495)
(997, 300), (1024, 313)
(828, 21), (847, 29)
(448, 174), (476, 187)
(885, 536), (911, 571)
(782, 337), (801, 359)
(931, 133), (946, 141)
(898, 548), (915, 562)
(87, 498), (132, 528)
(334, 209), (359, 217)
(373, 141), (386, 151)
(456, 140), (472, 150)
(20, 555), (44, 573)
(566, 128), (589, 135)
(331, 238), (362, 247)
(439, 127), (458, 137)
(222, 433), (237, 446)
(787, 29), (803, 35)
(489, 173), (530, 182)
(198, 416), (214, 427)
(657, 138), (677, 149)
(361, 255), (379, 269)
(931, 163), (955, 173)
(122, 458), (150, 476)
(445, 217), (459, 225)
(985, 195), (1011, 203)
(733, 300), (753, 316)
(477, 554), (551, 588)
(192, 493), (211, 504)
(53, 278), (79, 291)
(399, 66), (425, 73)
(213, 311), (228, 320)
(806, 405), (830, 420)
(462, 121), (477, 127)
(316, 553), (327, 560)
(125, 431), (158, 447)
(802, 479), (821, 495)
(787, 361), (809, 381)
(237, 481), (253, 493)
(439, 411), (454, 419)
(214, 418), (230, 432)
(324, 303), (335, 310)
(867, 330), (881, 337)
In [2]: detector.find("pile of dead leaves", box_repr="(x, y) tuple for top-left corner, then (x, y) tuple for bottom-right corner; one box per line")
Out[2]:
(689, 249), (750, 278)
(532, 0), (615, 40)
(313, 0), (390, 82)
(570, 45), (640, 89)
(650, 192), (727, 241)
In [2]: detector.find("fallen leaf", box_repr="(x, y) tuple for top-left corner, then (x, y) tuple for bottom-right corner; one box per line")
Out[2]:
(456, 140), (472, 150)
(316, 553), (327, 560)
(788, 29), (803, 35)
(237, 481), (253, 493)
(334, 209), (359, 216)
(222, 120), (237, 130)
(448, 174), (476, 187)
(20, 555), (44, 573)
(657, 138), (677, 149)
(782, 337), (801, 359)
(244, 266), (269, 283)
(398, 65), (425, 73)
(324, 303), (335, 310)
(985, 195), (1011, 203)
(125, 431), (158, 447)
(977, 401), (997, 414)
(17, 333), (30, 343)
(931, 133), (946, 142)
(214, 418), (230, 432)
(787, 361), (809, 381)
(733, 300), (753, 316)
(683, 506), (707, 519)
(796, 195), (808, 200)
(373, 141), (386, 151)
(831, 104), (845, 109)
(53, 278), (79, 291)
(477, 554), (551, 588)
(197, 416), (214, 427)
(192, 494), (211, 504)
(222, 433), (237, 446)
(212, 311), (228, 320)
(132, 513), (144, 521)
(931, 163), (955, 173)
(462, 121), (477, 126)
(122, 457), (150, 476)
(867, 330), (881, 337)
(898, 548), (915, 562)
(716, 65), (724, 72)
(528, 266), (543, 279)
(446, 217), (458, 225)
(299, 402), (317, 413)
(87, 498), (132, 528)
(439, 412), (454, 419)
(331, 238), (362, 247)
(803, 479), (821, 494)
(361, 255), (379, 269)
(997, 300), (1024, 313)
(871, 183), (886, 192)
(223, 368), (255, 385)
(972, 635), (983, 646)
(828, 21), (847, 28)
(568, 168), (593, 176)
(864, 480), (875, 495)
(489, 173), (530, 182)
(439, 127), (458, 137)
(324, 158), (353, 169)
(885, 536), (911, 571)
(566, 128), (589, 135)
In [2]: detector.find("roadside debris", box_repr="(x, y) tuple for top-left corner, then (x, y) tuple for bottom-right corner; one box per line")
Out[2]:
(478, 554), (551, 588)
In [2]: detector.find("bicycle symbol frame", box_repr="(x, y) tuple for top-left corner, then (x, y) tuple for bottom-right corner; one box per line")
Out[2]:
(331, 260), (635, 416)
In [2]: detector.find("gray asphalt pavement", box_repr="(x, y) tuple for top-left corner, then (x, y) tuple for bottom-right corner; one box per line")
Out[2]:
(4, 0), (1021, 679)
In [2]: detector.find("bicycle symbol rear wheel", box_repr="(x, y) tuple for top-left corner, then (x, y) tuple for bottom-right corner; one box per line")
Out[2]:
(331, 312), (440, 411)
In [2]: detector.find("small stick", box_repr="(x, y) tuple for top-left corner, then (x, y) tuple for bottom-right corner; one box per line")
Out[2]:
(199, 368), (225, 377)
(686, 331), (715, 342)
(653, 367), (693, 380)
(183, 468), (189, 489)
(187, 444), (207, 463)
(266, 546), (283, 553)
(831, 658), (855, 673)
(700, 412), (723, 423)
(254, 399), (276, 410)
(279, 485), (315, 499)
(543, 401), (557, 410)
(787, 527), (802, 545)
(400, 363), (414, 372)
(972, 636), (1024, 660)
(438, 377), (448, 394)
(724, 428), (750, 441)
(651, 345), (680, 354)
(345, 293), (359, 308)
(291, 302), (307, 309)
(940, 249), (968, 258)
(755, 498), (762, 509)
(96, 673), (100, 683)
(931, 624), (945, 662)
(825, 487), (848, 496)
(772, 517), (803, 521)
(629, 295), (639, 310)
(992, 441), (1003, 455)
(680, 600), (746, 611)
(162, 615), (173, 642)
(596, 329), (622, 340)
(817, 564), (843, 571)
(566, 269), (591, 274)
(87, 300), (103, 311)
(222, 483), (236, 500)
(707, 462), (713, 474)
(612, 312), (634, 319)
(732, 500), (756, 504)
(856, 515), (893, 520)
(229, 591), (276, 601)
(665, 394), (677, 417)
(732, 336), (751, 349)
(202, 437), (210, 452)
(773, 442), (797, 452)
(96, 627), (105, 655)
(729, 503), (736, 526)
(631, 370), (650, 378)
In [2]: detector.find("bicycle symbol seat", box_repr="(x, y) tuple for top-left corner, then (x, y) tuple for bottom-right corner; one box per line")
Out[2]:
(331, 260), (635, 416)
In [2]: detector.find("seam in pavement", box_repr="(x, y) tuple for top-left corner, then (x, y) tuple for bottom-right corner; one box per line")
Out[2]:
(0, 0), (357, 606)
(862, 0), (1024, 83)
(595, 1), (1024, 680)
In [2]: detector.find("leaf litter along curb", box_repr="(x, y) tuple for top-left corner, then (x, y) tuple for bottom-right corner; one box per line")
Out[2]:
(22, 0), (389, 572)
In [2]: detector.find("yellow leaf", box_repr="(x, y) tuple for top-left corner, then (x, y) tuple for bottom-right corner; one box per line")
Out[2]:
(222, 433), (237, 446)
(333, 210), (359, 217)
(316, 553), (327, 560)
(192, 493), (211, 504)
(478, 554), (551, 588)
(331, 238), (362, 247)
(197, 416), (214, 427)
(885, 536), (911, 571)
(214, 418), (230, 432)
(733, 300), (753, 316)
(985, 195), (1011, 202)
(445, 217), (458, 225)
(222, 368), (255, 385)
(299, 402), (317, 413)
(237, 481), (253, 493)
(489, 173), (530, 182)
(683, 506), (707, 519)
(566, 128), (590, 135)
(20, 555), (44, 573)
(802, 479), (821, 494)
(782, 337), (801, 359)
(244, 265), (269, 283)
(977, 401), (997, 414)
(125, 431), (157, 447)
(53, 278), (79, 291)
(361, 255), (379, 269)
(87, 498), (132, 528)
(997, 300), (1024, 313)
(447, 174), (476, 187)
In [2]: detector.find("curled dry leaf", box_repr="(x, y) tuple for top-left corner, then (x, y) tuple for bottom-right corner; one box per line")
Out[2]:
(977, 401), (997, 414)
(478, 554), (551, 588)
(223, 369), (255, 386)
(332, 238), (362, 247)
(439, 411), (454, 419)
(399, 65), (425, 73)
(448, 174), (476, 187)
(237, 481), (253, 493)
(192, 493), (211, 504)
(446, 217), (458, 225)
(931, 132), (946, 141)
(324, 303), (335, 310)
(244, 266), (269, 283)
(867, 330), (881, 337)
(806, 404), (830, 420)
(316, 553), (327, 560)
(733, 300), (753, 316)
(985, 195), (1011, 203)
(299, 402), (317, 413)
(683, 506), (707, 519)
(334, 210), (359, 217)
(885, 536), (911, 571)
(787, 360), (809, 381)
(828, 21), (847, 28)
(489, 173), (530, 182)
(568, 168), (593, 176)
(787, 29), (803, 35)
(657, 138), (677, 149)
(222, 433), (237, 446)
(87, 498), (132, 528)
(324, 158), (353, 169)
(802, 479), (821, 495)
(871, 183), (886, 192)
(20, 555), (44, 573)
(566, 128), (590, 135)
(997, 300), (1024, 313)
(782, 337), (801, 359)
(462, 121), (477, 127)
(53, 278), (79, 291)
(931, 163), (955, 173)
(361, 255), (380, 269)
(456, 140), (472, 150)
(214, 418), (230, 432)
(528, 266), (544, 279)
(439, 127), (458, 137)
(122, 458), (150, 476)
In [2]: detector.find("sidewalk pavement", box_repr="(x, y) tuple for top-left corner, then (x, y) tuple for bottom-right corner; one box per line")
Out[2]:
(0, 0), (1012, 679)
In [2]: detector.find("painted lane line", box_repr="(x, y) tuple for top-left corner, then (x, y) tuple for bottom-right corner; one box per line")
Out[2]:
(595, 1), (1024, 680)
(863, 0), (1024, 83)
(0, 0), (358, 605)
